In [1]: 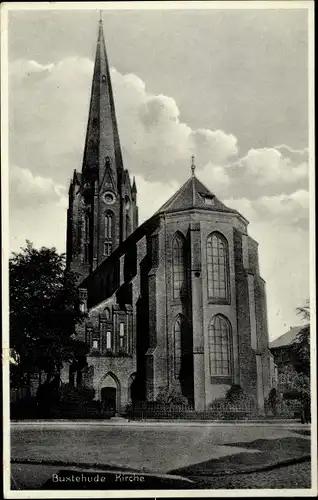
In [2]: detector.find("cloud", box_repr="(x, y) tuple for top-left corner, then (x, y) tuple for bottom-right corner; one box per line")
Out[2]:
(224, 190), (309, 229)
(112, 67), (237, 182)
(134, 175), (180, 224)
(9, 166), (68, 255)
(9, 165), (67, 212)
(191, 128), (238, 165)
(9, 58), (94, 183)
(9, 57), (309, 198)
(233, 147), (308, 188)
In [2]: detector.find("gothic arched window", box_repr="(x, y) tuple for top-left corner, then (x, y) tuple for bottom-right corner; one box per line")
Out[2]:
(82, 214), (90, 263)
(208, 315), (231, 376)
(125, 214), (130, 238)
(207, 232), (230, 301)
(104, 212), (113, 257)
(85, 214), (90, 241)
(104, 212), (113, 239)
(174, 315), (184, 379)
(172, 233), (186, 299)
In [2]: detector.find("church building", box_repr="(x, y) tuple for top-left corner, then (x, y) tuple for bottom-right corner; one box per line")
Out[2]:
(63, 20), (275, 413)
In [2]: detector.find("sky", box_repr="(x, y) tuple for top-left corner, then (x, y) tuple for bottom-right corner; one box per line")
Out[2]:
(6, 4), (311, 340)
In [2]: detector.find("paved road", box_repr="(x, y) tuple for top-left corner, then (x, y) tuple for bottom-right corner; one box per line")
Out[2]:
(10, 422), (309, 474)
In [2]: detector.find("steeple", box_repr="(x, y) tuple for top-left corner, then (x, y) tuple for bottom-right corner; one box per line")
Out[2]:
(66, 19), (139, 281)
(132, 176), (137, 196)
(82, 18), (124, 182)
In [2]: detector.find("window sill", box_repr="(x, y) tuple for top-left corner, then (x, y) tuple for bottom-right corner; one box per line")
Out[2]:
(210, 375), (233, 384)
(208, 299), (231, 305)
(89, 351), (132, 358)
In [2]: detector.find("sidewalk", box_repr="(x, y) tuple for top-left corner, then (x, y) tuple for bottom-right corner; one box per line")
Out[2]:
(11, 418), (310, 428)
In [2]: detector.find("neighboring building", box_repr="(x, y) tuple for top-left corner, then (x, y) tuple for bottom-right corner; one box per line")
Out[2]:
(269, 326), (303, 394)
(62, 20), (274, 413)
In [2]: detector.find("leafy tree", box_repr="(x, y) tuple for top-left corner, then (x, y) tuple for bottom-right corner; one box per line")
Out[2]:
(283, 371), (310, 423)
(10, 241), (88, 388)
(292, 300), (310, 376)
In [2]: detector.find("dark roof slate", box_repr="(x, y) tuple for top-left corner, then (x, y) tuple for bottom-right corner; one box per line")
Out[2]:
(156, 174), (242, 217)
(269, 326), (304, 349)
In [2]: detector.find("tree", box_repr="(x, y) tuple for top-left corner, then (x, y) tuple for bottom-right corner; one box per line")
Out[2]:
(284, 301), (311, 423)
(283, 371), (310, 423)
(10, 241), (88, 389)
(292, 300), (310, 376)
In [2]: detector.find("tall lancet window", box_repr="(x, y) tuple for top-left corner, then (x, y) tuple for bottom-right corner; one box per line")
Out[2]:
(85, 215), (90, 241)
(104, 213), (113, 239)
(172, 233), (186, 299)
(125, 214), (130, 238)
(173, 315), (185, 379)
(104, 212), (113, 257)
(83, 214), (90, 263)
(207, 232), (230, 302)
(208, 315), (231, 376)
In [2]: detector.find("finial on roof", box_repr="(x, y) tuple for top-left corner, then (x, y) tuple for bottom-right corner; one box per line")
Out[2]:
(99, 10), (103, 25)
(191, 155), (196, 176)
(132, 176), (137, 193)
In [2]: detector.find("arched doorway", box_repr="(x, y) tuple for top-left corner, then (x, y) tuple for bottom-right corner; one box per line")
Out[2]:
(99, 372), (120, 417)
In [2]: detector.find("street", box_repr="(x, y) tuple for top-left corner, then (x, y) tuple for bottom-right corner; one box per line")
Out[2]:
(9, 422), (311, 490)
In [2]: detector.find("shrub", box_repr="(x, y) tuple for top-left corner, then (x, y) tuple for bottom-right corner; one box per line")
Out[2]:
(208, 397), (256, 420)
(59, 383), (95, 404)
(208, 385), (257, 420)
(268, 388), (278, 416)
(156, 384), (189, 406)
(226, 384), (245, 402)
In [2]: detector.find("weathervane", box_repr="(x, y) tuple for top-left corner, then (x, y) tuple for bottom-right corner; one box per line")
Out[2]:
(191, 155), (196, 176)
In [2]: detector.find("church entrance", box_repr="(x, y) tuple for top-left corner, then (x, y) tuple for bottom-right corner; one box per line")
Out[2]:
(99, 372), (120, 417)
(101, 387), (116, 416)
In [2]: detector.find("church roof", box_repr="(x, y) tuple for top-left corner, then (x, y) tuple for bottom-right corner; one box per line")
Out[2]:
(156, 172), (242, 218)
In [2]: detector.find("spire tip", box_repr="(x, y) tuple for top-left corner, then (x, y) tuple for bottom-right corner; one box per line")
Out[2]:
(191, 155), (196, 176)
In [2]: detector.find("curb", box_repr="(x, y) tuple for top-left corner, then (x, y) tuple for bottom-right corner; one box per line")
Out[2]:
(10, 419), (310, 427)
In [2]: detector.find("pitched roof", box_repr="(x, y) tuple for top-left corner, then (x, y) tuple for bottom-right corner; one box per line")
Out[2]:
(269, 326), (304, 349)
(156, 174), (244, 218)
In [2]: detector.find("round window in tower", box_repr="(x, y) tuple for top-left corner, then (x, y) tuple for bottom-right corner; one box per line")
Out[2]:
(102, 191), (116, 205)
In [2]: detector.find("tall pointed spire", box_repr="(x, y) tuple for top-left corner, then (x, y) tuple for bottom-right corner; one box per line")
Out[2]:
(82, 18), (124, 183)
(66, 19), (139, 280)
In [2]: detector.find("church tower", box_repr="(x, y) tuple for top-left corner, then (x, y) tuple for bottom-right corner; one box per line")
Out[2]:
(66, 19), (138, 280)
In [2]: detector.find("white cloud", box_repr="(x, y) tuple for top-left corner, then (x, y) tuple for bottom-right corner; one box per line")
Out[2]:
(192, 128), (238, 165)
(134, 175), (180, 224)
(236, 147), (308, 186)
(9, 165), (67, 211)
(224, 190), (309, 228)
